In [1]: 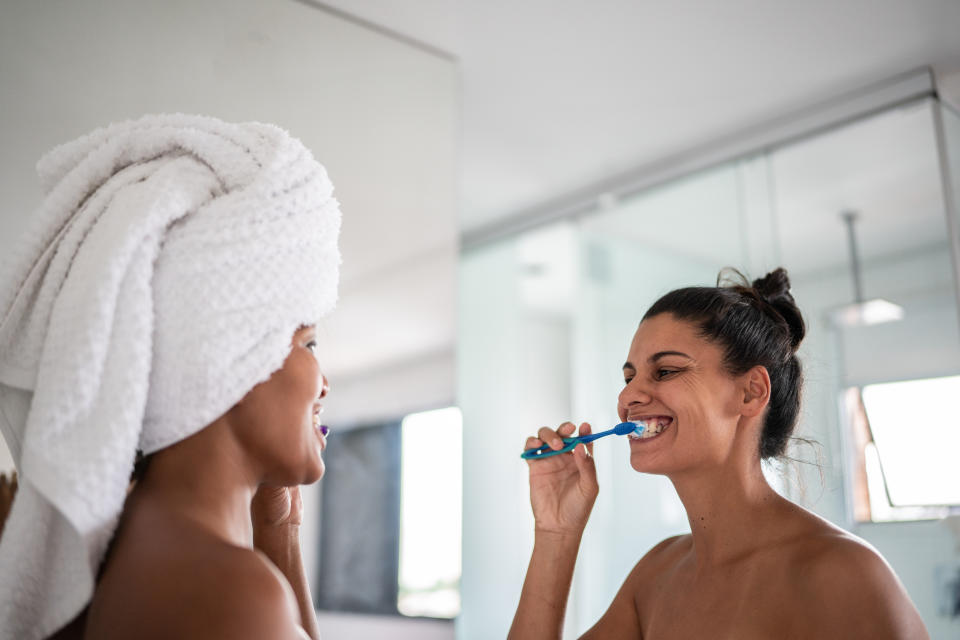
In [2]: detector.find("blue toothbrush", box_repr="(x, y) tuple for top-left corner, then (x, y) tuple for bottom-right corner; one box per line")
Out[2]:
(521, 422), (645, 460)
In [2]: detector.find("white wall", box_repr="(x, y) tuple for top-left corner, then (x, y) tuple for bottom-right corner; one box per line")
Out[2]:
(0, 2), (457, 638)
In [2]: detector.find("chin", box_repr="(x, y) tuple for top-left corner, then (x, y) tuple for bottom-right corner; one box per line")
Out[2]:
(302, 459), (325, 484)
(291, 447), (325, 484)
(629, 452), (674, 475)
(269, 451), (324, 486)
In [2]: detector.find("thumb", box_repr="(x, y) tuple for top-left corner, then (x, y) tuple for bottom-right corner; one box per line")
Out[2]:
(573, 443), (598, 495)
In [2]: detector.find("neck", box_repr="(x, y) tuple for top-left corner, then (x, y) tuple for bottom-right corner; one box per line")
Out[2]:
(669, 453), (786, 570)
(136, 419), (260, 548)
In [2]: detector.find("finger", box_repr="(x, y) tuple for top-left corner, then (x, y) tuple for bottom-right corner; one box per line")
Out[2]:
(290, 486), (302, 509)
(573, 443), (599, 494)
(524, 436), (543, 450)
(579, 422), (594, 455)
(289, 487), (303, 521)
(557, 422), (577, 437)
(536, 426), (564, 451)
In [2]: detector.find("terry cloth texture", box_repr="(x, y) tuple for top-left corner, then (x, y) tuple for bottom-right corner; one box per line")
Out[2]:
(0, 114), (341, 639)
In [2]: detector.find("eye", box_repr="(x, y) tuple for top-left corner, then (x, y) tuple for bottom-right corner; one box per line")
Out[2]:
(655, 368), (678, 380)
(623, 376), (634, 385)
(305, 340), (318, 354)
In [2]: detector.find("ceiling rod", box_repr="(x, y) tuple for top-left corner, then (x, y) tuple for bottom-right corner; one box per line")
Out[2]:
(831, 210), (904, 328)
(842, 211), (865, 304)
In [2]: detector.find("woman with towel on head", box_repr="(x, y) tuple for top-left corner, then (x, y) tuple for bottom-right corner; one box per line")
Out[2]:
(0, 115), (341, 639)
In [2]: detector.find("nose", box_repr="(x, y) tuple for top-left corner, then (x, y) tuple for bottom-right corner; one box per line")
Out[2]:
(617, 379), (652, 419)
(318, 373), (329, 400)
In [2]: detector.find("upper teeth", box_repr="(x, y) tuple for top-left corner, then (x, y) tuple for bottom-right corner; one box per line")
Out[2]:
(629, 417), (671, 439)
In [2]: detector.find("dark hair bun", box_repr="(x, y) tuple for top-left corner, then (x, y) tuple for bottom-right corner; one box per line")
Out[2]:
(752, 268), (805, 350)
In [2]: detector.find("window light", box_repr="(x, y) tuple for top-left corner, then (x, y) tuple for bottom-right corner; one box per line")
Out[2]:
(860, 375), (960, 508)
(397, 407), (462, 618)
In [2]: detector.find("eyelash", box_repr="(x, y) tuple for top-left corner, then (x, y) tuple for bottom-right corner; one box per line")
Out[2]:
(623, 369), (679, 384)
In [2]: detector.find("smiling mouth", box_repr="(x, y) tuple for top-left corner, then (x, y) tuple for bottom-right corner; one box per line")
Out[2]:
(627, 416), (673, 440)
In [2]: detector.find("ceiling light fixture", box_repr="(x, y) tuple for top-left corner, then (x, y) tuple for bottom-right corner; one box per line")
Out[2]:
(830, 210), (904, 327)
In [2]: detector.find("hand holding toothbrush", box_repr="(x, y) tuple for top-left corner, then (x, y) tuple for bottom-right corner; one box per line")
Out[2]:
(511, 422), (599, 640)
(523, 422), (599, 538)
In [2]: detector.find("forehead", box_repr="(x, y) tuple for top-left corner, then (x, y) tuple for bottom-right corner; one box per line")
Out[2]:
(293, 324), (317, 340)
(626, 314), (713, 364)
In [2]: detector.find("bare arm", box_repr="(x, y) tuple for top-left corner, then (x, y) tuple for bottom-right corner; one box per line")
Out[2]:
(251, 486), (321, 640)
(509, 531), (583, 639)
(508, 423), (598, 640)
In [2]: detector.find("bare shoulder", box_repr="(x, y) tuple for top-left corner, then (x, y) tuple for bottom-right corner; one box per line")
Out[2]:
(610, 533), (691, 598)
(789, 521), (928, 639)
(636, 533), (691, 574)
(580, 535), (690, 640)
(190, 546), (304, 638)
(602, 533), (691, 601)
(88, 508), (303, 639)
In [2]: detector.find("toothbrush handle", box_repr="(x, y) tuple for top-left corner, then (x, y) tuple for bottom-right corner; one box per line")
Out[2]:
(521, 441), (578, 459)
(575, 428), (616, 444)
(520, 429), (615, 459)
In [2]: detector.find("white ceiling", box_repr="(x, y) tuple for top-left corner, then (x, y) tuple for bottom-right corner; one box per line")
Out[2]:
(318, 0), (960, 234)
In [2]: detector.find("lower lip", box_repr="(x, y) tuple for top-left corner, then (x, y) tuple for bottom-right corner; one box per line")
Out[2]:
(313, 421), (326, 447)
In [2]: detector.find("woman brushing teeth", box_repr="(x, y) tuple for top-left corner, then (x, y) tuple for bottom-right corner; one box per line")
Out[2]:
(510, 268), (928, 639)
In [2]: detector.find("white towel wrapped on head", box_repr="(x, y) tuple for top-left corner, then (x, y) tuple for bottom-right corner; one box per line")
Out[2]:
(0, 114), (341, 639)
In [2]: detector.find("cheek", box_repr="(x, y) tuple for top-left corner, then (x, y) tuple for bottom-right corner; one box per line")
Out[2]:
(289, 355), (321, 410)
(255, 355), (320, 433)
(670, 379), (722, 436)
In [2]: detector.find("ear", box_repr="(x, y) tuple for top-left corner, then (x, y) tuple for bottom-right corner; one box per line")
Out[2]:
(741, 365), (771, 418)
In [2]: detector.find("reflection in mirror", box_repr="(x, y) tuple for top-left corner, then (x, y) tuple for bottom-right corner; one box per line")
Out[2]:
(459, 95), (960, 639)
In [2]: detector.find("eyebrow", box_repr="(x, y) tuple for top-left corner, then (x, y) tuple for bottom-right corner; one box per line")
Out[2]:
(622, 351), (693, 370)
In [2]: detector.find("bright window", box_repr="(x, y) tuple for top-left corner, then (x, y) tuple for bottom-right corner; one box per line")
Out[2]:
(849, 375), (960, 521)
(397, 407), (462, 618)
